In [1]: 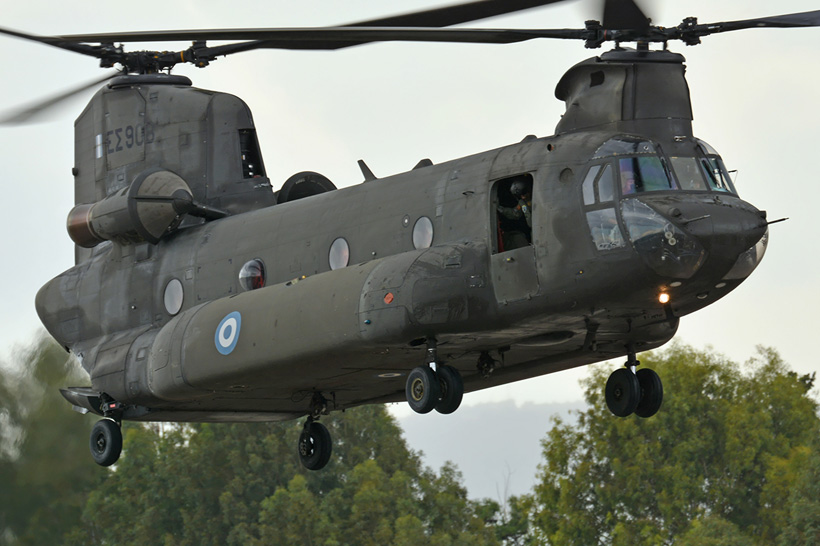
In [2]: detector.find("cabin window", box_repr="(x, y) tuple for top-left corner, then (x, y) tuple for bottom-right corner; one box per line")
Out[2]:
(329, 237), (350, 270)
(413, 217), (434, 249)
(493, 173), (534, 253)
(238, 259), (266, 291)
(164, 278), (184, 315)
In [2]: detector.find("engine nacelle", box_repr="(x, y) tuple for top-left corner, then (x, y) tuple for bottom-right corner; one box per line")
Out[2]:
(67, 169), (192, 247)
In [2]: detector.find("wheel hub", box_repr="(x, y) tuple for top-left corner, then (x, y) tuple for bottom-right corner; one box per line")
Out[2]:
(411, 378), (425, 401)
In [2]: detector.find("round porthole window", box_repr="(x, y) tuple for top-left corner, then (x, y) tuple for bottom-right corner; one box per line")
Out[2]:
(413, 216), (434, 249)
(329, 237), (350, 270)
(164, 278), (184, 315)
(239, 258), (266, 291)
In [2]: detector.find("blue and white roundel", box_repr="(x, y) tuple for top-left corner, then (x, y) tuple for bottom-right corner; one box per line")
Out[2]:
(215, 311), (242, 355)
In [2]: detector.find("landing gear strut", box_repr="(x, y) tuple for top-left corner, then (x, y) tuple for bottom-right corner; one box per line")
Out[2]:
(405, 338), (464, 415)
(604, 352), (663, 418)
(89, 395), (124, 466)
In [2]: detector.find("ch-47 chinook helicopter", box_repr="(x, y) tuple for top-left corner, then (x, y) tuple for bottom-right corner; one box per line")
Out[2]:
(1, 0), (812, 470)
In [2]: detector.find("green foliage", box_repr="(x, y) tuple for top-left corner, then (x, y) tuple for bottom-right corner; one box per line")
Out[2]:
(3, 338), (818, 546)
(525, 343), (820, 546)
(62, 406), (498, 545)
(0, 337), (100, 546)
(0, 335), (500, 545)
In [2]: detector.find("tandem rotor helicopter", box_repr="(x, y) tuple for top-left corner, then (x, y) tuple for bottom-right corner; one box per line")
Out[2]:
(1, 0), (814, 470)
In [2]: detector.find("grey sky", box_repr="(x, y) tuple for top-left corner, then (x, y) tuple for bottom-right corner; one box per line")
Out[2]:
(1, 0), (818, 492)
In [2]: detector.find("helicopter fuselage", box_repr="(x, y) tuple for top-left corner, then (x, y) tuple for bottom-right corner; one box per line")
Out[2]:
(37, 50), (768, 423)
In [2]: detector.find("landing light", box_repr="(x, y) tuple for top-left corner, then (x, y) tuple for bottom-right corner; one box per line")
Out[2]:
(658, 293), (671, 304)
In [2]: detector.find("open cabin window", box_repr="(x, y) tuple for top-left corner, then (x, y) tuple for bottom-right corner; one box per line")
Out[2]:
(582, 163), (626, 252)
(493, 173), (534, 253)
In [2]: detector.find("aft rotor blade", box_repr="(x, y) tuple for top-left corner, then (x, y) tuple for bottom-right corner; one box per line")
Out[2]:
(348, 0), (572, 28)
(0, 71), (119, 125)
(57, 0), (571, 46)
(185, 27), (587, 57)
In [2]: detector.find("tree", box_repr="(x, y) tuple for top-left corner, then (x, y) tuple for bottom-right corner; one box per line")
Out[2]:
(525, 343), (819, 546)
(68, 403), (499, 545)
(0, 336), (100, 546)
(779, 422), (820, 545)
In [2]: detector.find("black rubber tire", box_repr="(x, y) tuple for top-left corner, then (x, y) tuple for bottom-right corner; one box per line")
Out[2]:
(405, 366), (440, 414)
(90, 419), (122, 467)
(435, 365), (464, 415)
(635, 368), (664, 418)
(605, 368), (641, 417)
(298, 421), (332, 471)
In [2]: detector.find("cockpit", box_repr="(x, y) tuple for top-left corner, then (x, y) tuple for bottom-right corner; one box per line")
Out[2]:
(589, 136), (736, 197)
(580, 135), (766, 282)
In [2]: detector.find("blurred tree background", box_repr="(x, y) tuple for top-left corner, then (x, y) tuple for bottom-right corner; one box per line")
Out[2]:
(1, 339), (817, 545)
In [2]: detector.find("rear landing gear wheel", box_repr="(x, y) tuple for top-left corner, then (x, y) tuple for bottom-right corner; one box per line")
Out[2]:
(605, 368), (641, 417)
(90, 419), (122, 467)
(298, 420), (332, 471)
(406, 366), (441, 414)
(435, 365), (464, 415)
(635, 368), (663, 418)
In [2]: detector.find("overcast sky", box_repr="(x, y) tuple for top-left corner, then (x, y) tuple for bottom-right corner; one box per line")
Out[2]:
(1, 0), (819, 494)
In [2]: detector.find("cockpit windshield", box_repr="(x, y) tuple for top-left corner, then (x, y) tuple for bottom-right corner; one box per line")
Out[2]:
(618, 157), (678, 194)
(593, 136), (737, 197)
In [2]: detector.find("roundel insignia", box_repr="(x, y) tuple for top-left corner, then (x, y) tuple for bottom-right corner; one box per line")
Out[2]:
(215, 311), (242, 355)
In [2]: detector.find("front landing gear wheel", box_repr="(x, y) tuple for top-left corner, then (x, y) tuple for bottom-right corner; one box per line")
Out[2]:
(298, 421), (332, 471)
(90, 419), (122, 467)
(635, 368), (663, 418)
(406, 366), (440, 414)
(435, 365), (464, 414)
(605, 368), (641, 417)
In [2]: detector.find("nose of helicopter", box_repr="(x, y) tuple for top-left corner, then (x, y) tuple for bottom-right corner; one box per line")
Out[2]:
(677, 196), (768, 278)
(623, 195), (769, 283)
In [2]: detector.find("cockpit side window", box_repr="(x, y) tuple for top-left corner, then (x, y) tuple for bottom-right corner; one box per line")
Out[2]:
(581, 164), (626, 252)
(700, 156), (735, 193)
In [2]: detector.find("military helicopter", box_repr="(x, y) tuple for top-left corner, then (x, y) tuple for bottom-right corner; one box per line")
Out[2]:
(1, 0), (813, 470)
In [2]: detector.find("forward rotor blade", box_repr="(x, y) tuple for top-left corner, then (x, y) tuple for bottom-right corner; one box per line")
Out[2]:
(602, 0), (650, 31)
(699, 10), (820, 34)
(0, 72), (119, 125)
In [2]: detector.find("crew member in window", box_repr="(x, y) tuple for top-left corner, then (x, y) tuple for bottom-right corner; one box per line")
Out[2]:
(497, 178), (533, 250)
(498, 180), (532, 227)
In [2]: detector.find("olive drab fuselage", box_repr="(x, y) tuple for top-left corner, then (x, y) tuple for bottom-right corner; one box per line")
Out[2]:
(37, 49), (769, 423)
